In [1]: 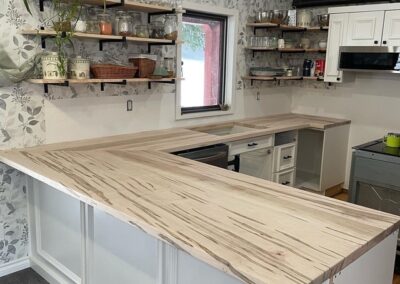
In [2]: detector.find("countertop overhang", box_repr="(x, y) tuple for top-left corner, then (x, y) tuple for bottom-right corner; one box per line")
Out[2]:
(0, 113), (398, 284)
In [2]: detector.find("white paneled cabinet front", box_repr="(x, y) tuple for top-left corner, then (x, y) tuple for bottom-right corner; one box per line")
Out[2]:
(324, 13), (349, 83)
(345, 11), (385, 46)
(382, 10), (400, 46)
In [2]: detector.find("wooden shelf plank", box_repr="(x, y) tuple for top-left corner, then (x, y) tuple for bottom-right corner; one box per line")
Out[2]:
(243, 76), (324, 82)
(278, 48), (305, 53)
(76, 0), (172, 12)
(246, 22), (278, 28)
(245, 47), (276, 51)
(246, 23), (329, 32)
(245, 47), (326, 53)
(28, 78), (181, 84)
(20, 29), (174, 44)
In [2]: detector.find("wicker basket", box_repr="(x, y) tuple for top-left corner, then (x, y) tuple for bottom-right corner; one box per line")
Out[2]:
(90, 64), (138, 79)
(129, 55), (157, 78)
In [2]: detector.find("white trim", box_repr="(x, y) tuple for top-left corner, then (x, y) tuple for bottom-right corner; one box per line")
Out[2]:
(329, 3), (400, 14)
(175, 4), (239, 120)
(0, 257), (30, 277)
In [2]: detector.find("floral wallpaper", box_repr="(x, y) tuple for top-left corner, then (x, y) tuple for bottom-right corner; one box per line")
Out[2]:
(0, 0), (328, 268)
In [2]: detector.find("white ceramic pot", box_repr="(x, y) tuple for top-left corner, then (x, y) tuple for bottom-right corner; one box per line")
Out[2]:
(319, 40), (327, 49)
(69, 56), (90, 80)
(41, 52), (68, 80)
(74, 20), (87, 33)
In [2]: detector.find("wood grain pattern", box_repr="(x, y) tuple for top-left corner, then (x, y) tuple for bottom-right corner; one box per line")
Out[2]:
(1, 113), (392, 284)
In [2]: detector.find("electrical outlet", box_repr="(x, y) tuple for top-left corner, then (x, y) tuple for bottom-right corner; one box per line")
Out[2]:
(127, 100), (133, 112)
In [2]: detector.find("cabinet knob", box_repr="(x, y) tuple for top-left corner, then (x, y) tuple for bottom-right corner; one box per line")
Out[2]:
(374, 40), (379, 44)
(383, 40), (387, 45)
(283, 155), (293, 160)
(336, 77), (341, 81)
(247, 142), (258, 147)
(282, 181), (291, 186)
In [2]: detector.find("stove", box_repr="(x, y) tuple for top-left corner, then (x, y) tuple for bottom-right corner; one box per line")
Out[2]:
(350, 139), (400, 273)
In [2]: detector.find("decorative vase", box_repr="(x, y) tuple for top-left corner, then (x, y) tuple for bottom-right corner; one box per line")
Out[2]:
(69, 56), (90, 80)
(41, 52), (68, 80)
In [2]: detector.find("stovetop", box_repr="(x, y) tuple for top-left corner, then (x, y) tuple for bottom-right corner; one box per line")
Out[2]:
(354, 139), (400, 157)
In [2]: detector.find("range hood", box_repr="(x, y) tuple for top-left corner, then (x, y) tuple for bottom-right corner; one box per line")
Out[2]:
(339, 46), (400, 73)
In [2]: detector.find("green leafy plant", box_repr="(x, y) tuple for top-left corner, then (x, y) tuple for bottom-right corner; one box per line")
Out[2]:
(183, 23), (205, 52)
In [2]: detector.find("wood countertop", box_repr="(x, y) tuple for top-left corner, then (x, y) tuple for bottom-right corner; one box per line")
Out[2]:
(0, 113), (398, 284)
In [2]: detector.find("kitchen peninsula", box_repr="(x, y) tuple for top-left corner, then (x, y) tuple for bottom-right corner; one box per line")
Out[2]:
(0, 114), (398, 284)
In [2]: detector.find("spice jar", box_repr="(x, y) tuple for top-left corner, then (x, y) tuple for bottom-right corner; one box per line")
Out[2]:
(150, 21), (165, 39)
(164, 14), (178, 40)
(98, 13), (113, 35)
(118, 15), (132, 36)
(86, 17), (100, 34)
(135, 24), (149, 38)
(163, 57), (175, 78)
(113, 10), (126, 35)
(128, 11), (142, 36)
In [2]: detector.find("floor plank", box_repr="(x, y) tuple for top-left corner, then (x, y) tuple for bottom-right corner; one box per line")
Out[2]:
(0, 268), (48, 284)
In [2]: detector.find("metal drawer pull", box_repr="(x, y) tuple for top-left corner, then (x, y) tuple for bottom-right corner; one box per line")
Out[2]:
(283, 155), (293, 160)
(247, 143), (258, 147)
(282, 181), (290, 185)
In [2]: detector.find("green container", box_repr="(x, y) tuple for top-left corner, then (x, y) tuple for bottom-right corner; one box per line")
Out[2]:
(384, 133), (400, 148)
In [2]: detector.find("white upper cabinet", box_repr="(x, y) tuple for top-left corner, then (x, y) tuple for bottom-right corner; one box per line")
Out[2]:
(382, 10), (400, 46)
(345, 11), (385, 46)
(324, 13), (349, 83)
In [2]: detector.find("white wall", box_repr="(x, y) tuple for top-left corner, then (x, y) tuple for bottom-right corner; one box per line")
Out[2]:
(45, 88), (292, 143)
(291, 73), (400, 188)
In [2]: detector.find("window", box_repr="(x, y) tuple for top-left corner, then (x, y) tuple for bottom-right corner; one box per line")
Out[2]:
(180, 11), (228, 114)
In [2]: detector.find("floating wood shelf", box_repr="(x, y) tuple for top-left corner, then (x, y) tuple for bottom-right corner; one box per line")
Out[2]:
(242, 76), (324, 86)
(28, 78), (181, 94)
(246, 23), (329, 32)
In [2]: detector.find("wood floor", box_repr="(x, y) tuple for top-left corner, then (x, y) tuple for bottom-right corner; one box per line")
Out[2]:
(332, 191), (400, 284)
(0, 268), (48, 284)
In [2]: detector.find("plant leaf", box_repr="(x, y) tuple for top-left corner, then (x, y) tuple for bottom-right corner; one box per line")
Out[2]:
(18, 113), (24, 123)
(33, 106), (42, 115)
(29, 120), (38, 126)
(7, 245), (16, 254)
(3, 174), (11, 185)
(0, 241), (4, 250)
(13, 36), (18, 46)
(21, 52), (28, 59)
(23, 45), (35, 51)
(0, 94), (10, 99)
(26, 127), (33, 134)
(5, 168), (14, 174)
(1, 129), (10, 143)
(0, 99), (6, 111)
(27, 106), (33, 115)
(6, 203), (15, 215)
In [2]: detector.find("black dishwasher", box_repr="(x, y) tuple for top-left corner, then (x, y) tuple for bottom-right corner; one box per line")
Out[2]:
(173, 144), (229, 169)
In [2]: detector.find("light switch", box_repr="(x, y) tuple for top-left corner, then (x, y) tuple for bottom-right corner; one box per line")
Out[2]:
(127, 100), (133, 112)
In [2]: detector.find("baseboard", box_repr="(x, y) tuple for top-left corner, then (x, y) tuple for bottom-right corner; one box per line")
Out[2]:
(0, 257), (30, 277)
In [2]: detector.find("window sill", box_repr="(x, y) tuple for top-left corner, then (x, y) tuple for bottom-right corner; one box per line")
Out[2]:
(175, 108), (234, 121)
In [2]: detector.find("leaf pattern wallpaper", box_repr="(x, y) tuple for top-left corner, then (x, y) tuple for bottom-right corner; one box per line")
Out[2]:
(0, 0), (326, 267)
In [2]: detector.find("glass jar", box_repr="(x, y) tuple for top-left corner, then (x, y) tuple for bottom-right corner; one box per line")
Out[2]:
(118, 15), (132, 36)
(135, 24), (149, 38)
(72, 6), (88, 32)
(150, 21), (165, 39)
(86, 16), (100, 34)
(98, 13), (113, 35)
(128, 11), (142, 36)
(164, 14), (177, 40)
(297, 10), (312, 28)
(113, 10), (126, 35)
(163, 57), (175, 78)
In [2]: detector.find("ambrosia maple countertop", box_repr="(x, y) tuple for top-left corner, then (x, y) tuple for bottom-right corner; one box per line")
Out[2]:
(0, 113), (398, 284)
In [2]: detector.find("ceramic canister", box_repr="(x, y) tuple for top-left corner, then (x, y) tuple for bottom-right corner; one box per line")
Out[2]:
(69, 56), (90, 80)
(41, 52), (68, 80)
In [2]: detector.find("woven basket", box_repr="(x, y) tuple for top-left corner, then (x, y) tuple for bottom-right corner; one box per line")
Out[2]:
(91, 64), (138, 79)
(129, 58), (156, 78)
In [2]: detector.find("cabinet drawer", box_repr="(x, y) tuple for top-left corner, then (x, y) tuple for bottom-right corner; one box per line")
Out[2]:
(229, 135), (273, 156)
(274, 168), (296, 187)
(273, 142), (297, 172)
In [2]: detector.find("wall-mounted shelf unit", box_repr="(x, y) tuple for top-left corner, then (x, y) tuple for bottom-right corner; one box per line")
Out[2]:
(39, 0), (173, 13)
(28, 78), (181, 94)
(20, 29), (178, 51)
(246, 23), (329, 35)
(242, 76), (324, 86)
(245, 46), (327, 57)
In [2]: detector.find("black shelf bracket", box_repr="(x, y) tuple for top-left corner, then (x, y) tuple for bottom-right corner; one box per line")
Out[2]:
(99, 36), (127, 51)
(148, 79), (176, 90)
(100, 80), (127, 91)
(43, 81), (69, 94)
(147, 40), (176, 53)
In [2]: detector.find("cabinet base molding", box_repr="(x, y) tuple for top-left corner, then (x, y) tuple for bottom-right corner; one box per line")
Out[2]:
(0, 257), (30, 278)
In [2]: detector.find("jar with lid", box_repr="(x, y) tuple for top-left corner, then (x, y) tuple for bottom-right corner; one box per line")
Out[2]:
(86, 16), (100, 34)
(98, 13), (113, 35)
(69, 56), (90, 80)
(135, 24), (149, 38)
(164, 14), (178, 40)
(128, 11), (142, 36)
(113, 10), (126, 35)
(118, 15), (132, 36)
(150, 21), (165, 39)
(297, 10), (312, 28)
(72, 6), (88, 32)
(163, 57), (175, 78)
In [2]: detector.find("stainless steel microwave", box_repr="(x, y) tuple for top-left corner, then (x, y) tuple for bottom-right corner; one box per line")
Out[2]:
(339, 46), (400, 73)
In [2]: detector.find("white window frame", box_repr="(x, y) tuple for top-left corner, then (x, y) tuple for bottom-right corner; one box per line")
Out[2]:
(175, 3), (238, 120)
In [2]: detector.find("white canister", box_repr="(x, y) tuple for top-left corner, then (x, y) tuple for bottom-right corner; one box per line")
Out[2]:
(69, 56), (90, 80)
(297, 10), (312, 28)
(278, 39), (285, 49)
(74, 20), (87, 33)
(41, 52), (68, 80)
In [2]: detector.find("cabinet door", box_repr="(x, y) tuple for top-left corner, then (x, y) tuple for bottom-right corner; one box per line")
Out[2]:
(324, 13), (349, 83)
(345, 11), (385, 46)
(239, 148), (273, 181)
(382, 10), (400, 46)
